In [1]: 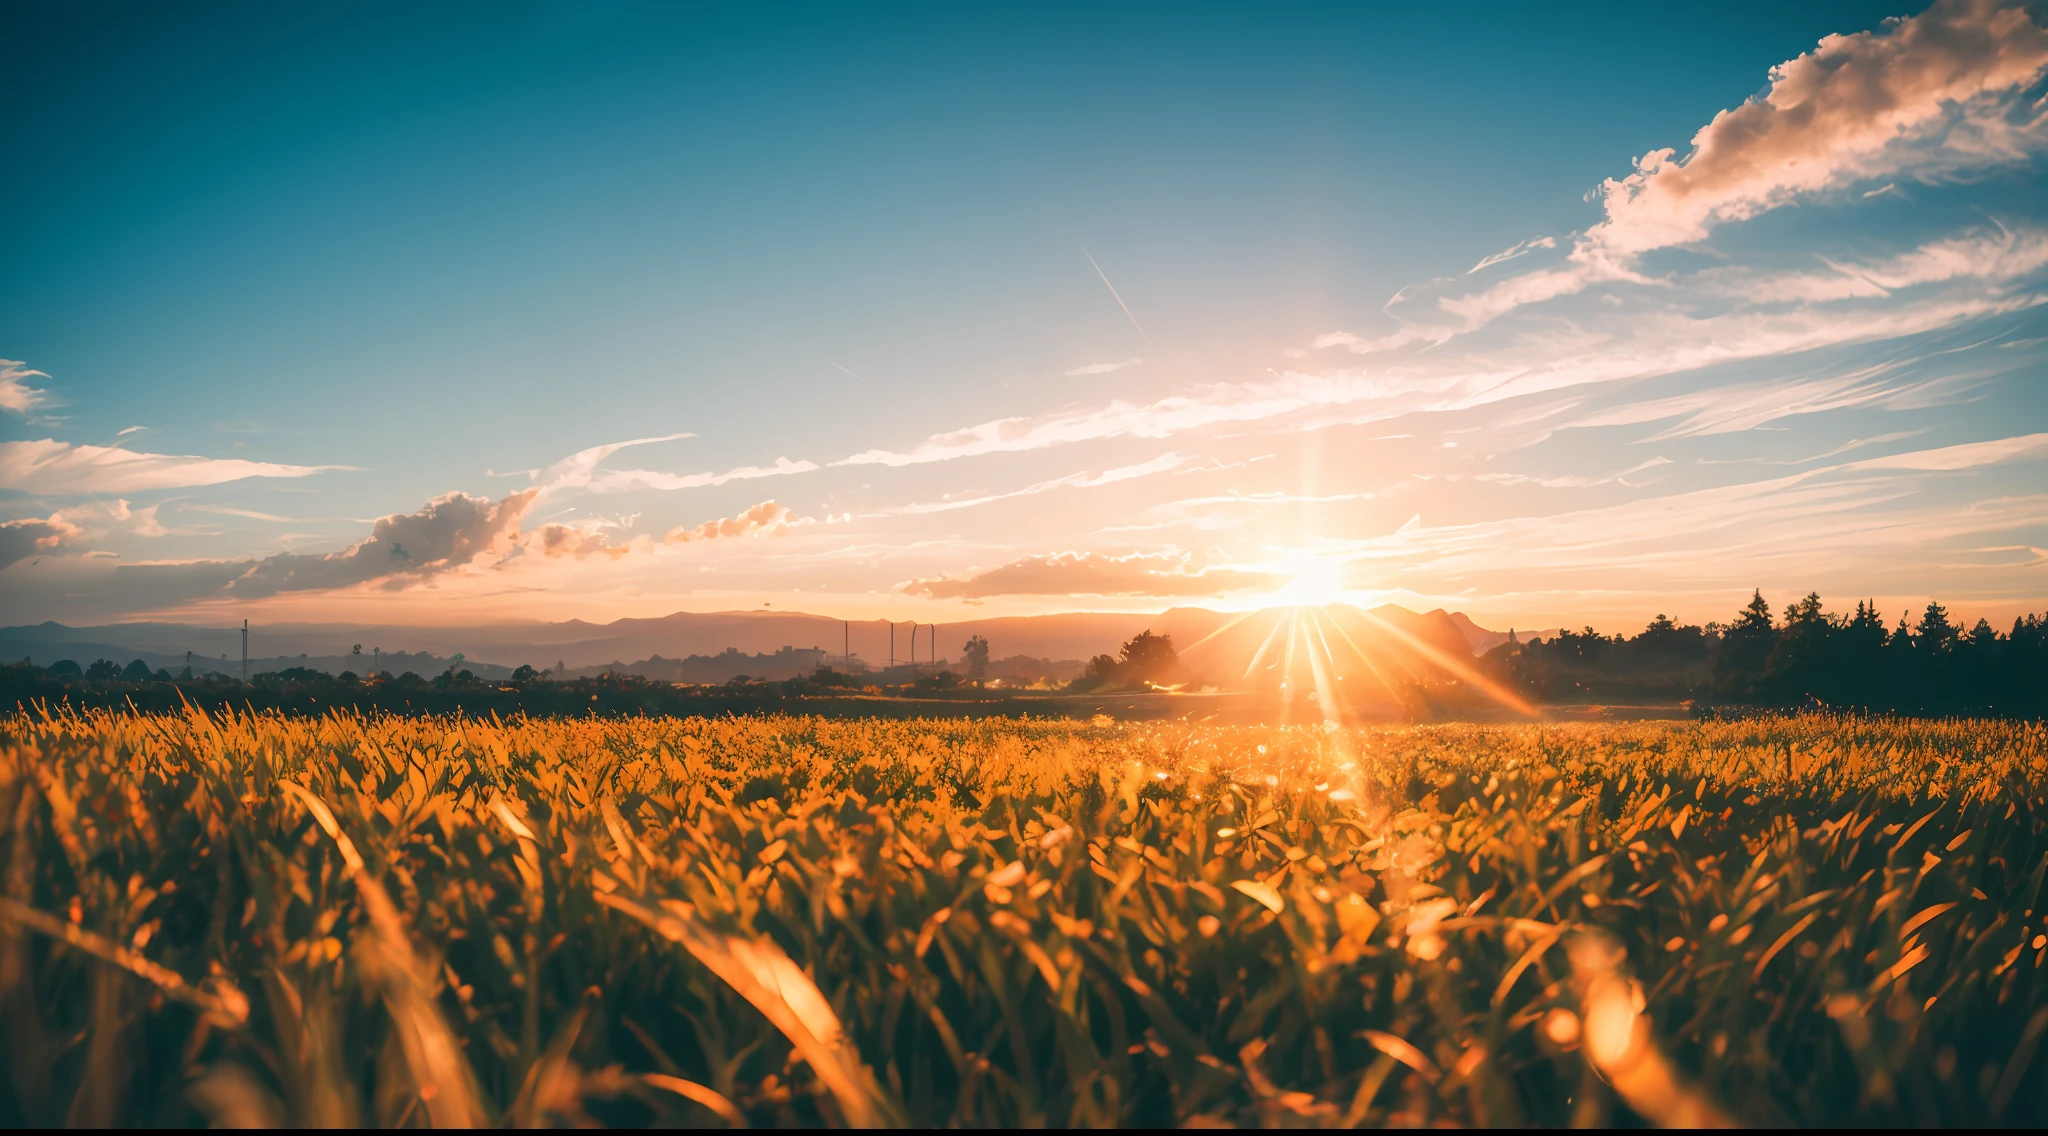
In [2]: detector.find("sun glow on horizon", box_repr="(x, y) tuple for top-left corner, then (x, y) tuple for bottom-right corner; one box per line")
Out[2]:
(1268, 553), (1347, 609)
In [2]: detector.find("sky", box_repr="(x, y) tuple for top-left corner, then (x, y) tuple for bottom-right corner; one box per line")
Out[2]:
(2, 0), (2046, 633)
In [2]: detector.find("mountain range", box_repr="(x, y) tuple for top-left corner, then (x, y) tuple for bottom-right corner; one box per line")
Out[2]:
(0, 605), (1561, 683)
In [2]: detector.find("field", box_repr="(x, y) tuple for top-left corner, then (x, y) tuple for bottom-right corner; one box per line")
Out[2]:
(1, 709), (2044, 1128)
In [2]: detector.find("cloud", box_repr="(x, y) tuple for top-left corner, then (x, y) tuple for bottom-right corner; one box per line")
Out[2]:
(0, 439), (349, 495)
(52, 498), (170, 539)
(585, 456), (820, 494)
(1467, 236), (1559, 274)
(0, 515), (84, 570)
(529, 432), (694, 496)
(110, 489), (538, 601)
(1473, 456), (1672, 489)
(1592, 0), (2048, 256)
(834, 388), (1321, 468)
(1725, 221), (2048, 305)
(530, 523), (638, 559)
(663, 500), (799, 543)
(227, 490), (536, 596)
(0, 361), (51, 415)
(1838, 430), (2048, 471)
(902, 550), (1281, 599)
(1351, 1), (2048, 339)
(893, 453), (1184, 514)
(1334, 433), (2048, 598)
(1697, 430), (1930, 466)
(1066, 357), (1145, 376)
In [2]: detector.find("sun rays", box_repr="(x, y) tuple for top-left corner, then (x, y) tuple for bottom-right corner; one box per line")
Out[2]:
(1178, 597), (1539, 726)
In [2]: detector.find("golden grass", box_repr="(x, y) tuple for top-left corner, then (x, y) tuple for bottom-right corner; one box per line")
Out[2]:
(0, 707), (2043, 1126)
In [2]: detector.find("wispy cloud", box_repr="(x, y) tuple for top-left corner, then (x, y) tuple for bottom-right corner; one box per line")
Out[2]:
(1473, 456), (1672, 489)
(530, 432), (694, 496)
(587, 456), (820, 494)
(1066, 357), (1145, 376)
(892, 453), (1184, 515)
(1332, 433), (2048, 600)
(0, 361), (51, 416)
(0, 439), (350, 495)
(1697, 430), (1930, 466)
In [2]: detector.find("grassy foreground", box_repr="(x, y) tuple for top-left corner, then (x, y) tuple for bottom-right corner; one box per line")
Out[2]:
(0, 710), (2044, 1127)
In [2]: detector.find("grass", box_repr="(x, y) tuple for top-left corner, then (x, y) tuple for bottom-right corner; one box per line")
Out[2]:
(0, 707), (2044, 1127)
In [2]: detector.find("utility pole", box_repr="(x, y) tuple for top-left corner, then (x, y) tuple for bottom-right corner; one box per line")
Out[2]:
(843, 620), (849, 666)
(240, 619), (249, 684)
(889, 622), (895, 668)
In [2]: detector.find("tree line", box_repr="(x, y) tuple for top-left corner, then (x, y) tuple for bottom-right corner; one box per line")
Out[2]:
(1483, 592), (2048, 716)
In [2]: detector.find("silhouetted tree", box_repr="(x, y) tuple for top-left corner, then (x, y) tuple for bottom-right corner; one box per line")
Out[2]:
(962, 635), (990, 681)
(1118, 630), (1181, 685)
(1712, 590), (1776, 697)
(85, 659), (120, 681)
(1916, 601), (1956, 651)
(121, 659), (152, 682)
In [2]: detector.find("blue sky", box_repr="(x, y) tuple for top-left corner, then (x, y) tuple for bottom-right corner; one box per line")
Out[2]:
(3, 0), (2046, 631)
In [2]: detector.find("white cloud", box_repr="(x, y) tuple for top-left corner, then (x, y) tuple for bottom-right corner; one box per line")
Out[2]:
(0, 361), (51, 416)
(586, 456), (819, 494)
(1727, 221), (2048, 305)
(1066, 357), (1145, 376)
(1839, 430), (2048, 471)
(0, 439), (348, 495)
(530, 432), (694, 497)
(893, 453), (1184, 514)
(1474, 456), (1672, 489)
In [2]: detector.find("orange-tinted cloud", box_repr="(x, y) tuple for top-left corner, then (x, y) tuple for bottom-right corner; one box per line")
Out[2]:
(531, 523), (636, 559)
(1594, 0), (2048, 255)
(0, 515), (84, 570)
(663, 500), (798, 543)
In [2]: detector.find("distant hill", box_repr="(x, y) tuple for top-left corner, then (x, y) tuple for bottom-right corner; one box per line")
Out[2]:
(1443, 612), (1567, 654)
(0, 603), (1525, 688)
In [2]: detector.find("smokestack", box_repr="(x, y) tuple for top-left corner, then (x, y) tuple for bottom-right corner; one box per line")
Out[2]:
(240, 619), (249, 684)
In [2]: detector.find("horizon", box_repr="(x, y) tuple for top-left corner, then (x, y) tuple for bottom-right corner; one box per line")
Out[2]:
(5, 0), (2047, 635)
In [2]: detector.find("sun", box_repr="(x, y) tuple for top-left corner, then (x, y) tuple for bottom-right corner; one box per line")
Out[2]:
(1270, 553), (1346, 608)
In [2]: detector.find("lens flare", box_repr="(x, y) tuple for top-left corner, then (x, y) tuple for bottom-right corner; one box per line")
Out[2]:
(1271, 554), (1345, 608)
